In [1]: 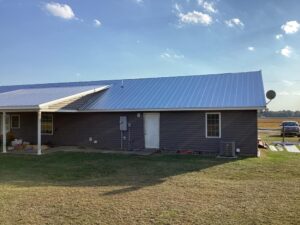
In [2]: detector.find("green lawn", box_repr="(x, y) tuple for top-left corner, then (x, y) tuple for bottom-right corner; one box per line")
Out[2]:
(0, 151), (299, 225)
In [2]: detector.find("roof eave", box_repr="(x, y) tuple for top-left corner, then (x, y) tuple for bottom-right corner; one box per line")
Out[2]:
(76, 106), (266, 112)
(0, 106), (266, 113)
(0, 106), (40, 112)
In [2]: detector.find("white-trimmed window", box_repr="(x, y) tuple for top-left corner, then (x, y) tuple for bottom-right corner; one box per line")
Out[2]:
(11, 115), (20, 129)
(205, 113), (221, 138)
(41, 114), (53, 135)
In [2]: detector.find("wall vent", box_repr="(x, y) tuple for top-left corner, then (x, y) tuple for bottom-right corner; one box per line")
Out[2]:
(219, 141), (236, 157)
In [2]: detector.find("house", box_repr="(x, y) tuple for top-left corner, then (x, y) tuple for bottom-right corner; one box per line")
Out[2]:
(0, 71), (266, 156)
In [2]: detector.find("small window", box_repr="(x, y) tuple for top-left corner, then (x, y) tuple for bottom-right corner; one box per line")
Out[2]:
(11, 115), (20, 129)
(42, 114), (53, 135)
(206, 113), (221, 138)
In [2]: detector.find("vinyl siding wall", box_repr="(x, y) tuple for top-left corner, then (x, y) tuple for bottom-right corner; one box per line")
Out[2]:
(9, 110), (257, 156)
(160, 111), (257, 156)
(10, 112), (144, 151)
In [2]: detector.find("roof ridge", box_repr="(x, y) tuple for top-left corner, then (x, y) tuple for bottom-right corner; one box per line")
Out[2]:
(0, 70), (261, 88)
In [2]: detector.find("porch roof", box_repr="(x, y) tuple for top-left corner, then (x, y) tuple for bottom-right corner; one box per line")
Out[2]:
(0, 85), (109, 110)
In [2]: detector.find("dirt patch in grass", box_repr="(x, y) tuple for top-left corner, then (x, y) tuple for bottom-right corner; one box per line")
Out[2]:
(0, 152), (299, 225)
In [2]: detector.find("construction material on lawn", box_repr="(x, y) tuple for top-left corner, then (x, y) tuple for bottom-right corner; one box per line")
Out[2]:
(258, 137), (267, 148)
(8, 139), (49, 152)
(268, 144), (300, 153)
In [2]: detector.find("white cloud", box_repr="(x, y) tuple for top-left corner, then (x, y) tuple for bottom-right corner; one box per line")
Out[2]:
(45, 2), (75, 20)
(278, 91), (300, 96)
(282, 80), (294, 87)
(93, 19), (101, 27)
(275, 34), (283, 40)
(278, 91), (290, 96)
(202, 2), (217, 14)
(248, 46), (255, 51)
(281, 20), (300, 34)
(173, 3), (181, 13)
(197, 1), (217, 14)
(134, 0), (143, 4)
(225, 18), (244, 28)
(179, 11), (212, 26)
(280, 46), (293, 58)
(160, 50), (184, 60)
(160, 53), (171, 58)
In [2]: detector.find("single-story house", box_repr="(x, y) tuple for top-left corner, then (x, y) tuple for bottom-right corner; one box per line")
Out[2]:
(0, 71), (266, 156)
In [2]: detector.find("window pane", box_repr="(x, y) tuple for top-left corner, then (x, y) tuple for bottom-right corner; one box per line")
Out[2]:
(41, 114), (53, 134)
(11, 115), (20, 128)
(207, 114), (220, 137)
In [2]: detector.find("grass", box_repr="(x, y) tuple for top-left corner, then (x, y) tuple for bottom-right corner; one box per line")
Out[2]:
(0, 151), (300, 225)
(259, 131), (300, 144)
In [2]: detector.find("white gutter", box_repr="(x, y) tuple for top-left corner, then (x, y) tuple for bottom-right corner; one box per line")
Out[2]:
(37, 106), (265, 113)
(78, 106), (266, 112)
(0, 106), (39, 112)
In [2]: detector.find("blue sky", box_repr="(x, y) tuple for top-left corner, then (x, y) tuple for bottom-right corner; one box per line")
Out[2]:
(0, 0), (299, 110)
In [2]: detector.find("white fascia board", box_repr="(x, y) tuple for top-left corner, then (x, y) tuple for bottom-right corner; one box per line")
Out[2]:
(38, 85), (110, 109)
(0, 106), (39, 112)
(0, 105), (265, 113)
(41, 109), (78, 113)
(75, 106), (266, 113)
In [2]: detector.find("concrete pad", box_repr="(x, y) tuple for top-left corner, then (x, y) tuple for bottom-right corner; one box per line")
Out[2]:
(44, 146), (155, 155)
(285, 145), (300, 153)
(269, 145), (278, 151)
(276, 145), (284, 151)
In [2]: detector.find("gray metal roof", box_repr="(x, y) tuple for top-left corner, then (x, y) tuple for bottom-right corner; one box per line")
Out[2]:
(0, 71), (266, 111)
(48, 92), (103, 111)
(0, 85), (107, 109)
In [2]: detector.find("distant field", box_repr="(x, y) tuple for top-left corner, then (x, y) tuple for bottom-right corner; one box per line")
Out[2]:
(258, 117), (300, 129)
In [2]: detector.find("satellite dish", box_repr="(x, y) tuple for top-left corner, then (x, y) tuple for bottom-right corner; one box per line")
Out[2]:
(266, 90), (276, 100)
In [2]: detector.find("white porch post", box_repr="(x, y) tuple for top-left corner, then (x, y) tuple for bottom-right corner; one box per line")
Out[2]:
(37, 111), (42, 155)
(2, 112), (6, 153)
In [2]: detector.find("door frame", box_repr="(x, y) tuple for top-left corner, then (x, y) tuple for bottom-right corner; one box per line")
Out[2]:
(143, 113), (160, 149)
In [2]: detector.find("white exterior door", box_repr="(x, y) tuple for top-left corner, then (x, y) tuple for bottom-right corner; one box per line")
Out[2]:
(144, 113), (160, 149)
(0, 114), (10, 135)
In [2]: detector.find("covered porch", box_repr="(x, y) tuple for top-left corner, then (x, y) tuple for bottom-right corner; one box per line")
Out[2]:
(1, 110), (43, 155)
(0, 85), (109, 155)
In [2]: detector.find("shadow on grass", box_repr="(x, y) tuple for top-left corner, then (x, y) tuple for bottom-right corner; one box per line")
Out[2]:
(0, 152), (243, 195)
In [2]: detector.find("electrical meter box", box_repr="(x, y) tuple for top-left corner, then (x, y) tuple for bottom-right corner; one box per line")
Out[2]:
(120, 116), (127, 131)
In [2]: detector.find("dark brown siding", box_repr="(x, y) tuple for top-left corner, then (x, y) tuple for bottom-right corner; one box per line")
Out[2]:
(10, 110), (257, 156)
(160, 111), (257, 156)
(11, 112), (145, 151)
(10, 112), (37, 144)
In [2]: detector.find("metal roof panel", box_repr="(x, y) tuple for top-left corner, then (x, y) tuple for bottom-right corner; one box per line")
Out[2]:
(0, 71), (266, 110)
(0, 85), (107, 108)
